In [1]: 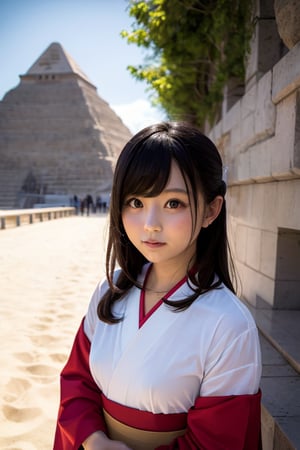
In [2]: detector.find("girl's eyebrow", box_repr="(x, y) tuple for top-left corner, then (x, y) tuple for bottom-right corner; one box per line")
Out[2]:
(163, 188), (188, 194)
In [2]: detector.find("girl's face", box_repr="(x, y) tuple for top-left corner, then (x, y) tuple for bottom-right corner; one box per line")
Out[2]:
(122, 161), (209, 271)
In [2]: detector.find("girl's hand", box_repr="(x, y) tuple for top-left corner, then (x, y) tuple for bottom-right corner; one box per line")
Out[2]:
(82, 430), (132, 450)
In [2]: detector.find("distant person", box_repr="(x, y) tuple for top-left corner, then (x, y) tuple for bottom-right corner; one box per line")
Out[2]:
(86, 194), (94, 216)
(96, 195), (102, 213)
(80, 197), (86, 216)
(54, 122), (262, 450)
(73, 195), (80, 215)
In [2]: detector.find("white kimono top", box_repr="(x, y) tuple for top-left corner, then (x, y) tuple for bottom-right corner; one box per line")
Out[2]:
(84, 265), (261, 415)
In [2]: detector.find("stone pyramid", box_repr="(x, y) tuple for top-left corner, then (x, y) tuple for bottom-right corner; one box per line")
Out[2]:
(0, 42), (132, 208)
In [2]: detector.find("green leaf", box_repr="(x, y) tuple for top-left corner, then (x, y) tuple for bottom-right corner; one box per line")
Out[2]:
(122, 0), (254, 128)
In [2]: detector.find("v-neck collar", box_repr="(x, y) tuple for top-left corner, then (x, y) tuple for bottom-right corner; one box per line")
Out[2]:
(138, 264), (188, 328)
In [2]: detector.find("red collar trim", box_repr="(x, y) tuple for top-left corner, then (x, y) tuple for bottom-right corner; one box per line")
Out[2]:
(139, 265), (188, 328)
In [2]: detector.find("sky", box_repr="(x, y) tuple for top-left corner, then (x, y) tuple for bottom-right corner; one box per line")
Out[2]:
(0, 0), (166, 133)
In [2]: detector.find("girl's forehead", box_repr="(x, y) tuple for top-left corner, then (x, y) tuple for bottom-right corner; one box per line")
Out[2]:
(166, 161), (188, 190)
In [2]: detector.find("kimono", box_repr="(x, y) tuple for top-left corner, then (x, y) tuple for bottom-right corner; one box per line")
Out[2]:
(54, 265), (262, 449)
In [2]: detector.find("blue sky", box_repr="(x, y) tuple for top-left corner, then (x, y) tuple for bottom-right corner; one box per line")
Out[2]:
(0, 0), (166, 132)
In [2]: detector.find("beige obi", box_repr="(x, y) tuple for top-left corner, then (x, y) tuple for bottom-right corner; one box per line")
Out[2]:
(102, 395), (187, 450)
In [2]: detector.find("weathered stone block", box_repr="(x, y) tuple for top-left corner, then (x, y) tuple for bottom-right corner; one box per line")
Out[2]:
(241, 83), (256, 119)
(227, 184), (253, 225)
(272, 93), (296, 178)
(260, 231), (278, 279)
(272, 41), (300, 103)
(277, 180), (300, 230)
(249, 139), (272, 182)
(240, 112), (255, 149)
(293, 90), (300, 174)
(255, 71), (276, 139)
(275, 0), (300, 49)
(250, 184), (266, 229)
(261, 182), (280, 232)
(222, 99), (241, 134)
(261, 404), (275, 450)
(246, 227), (262, 271)
(234, 224), (248, 264)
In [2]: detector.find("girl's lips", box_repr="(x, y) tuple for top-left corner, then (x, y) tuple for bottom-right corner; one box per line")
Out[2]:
(142, 240), (166, 248)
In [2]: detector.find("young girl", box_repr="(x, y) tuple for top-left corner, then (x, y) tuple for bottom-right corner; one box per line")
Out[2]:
(54, 122), (262, 450)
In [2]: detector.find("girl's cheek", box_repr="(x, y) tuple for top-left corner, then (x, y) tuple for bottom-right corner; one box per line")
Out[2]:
(122, 213), (141, 229)
(169, 212), (192, 225)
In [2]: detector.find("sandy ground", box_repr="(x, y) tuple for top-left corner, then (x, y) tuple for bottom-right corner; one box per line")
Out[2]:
(0, 215), (109, 449)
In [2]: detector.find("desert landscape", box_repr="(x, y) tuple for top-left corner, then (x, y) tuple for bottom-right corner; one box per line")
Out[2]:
(0, 215), (108, 449)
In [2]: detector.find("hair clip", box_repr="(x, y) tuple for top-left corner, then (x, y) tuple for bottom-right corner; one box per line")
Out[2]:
(222, 166), (228, 183)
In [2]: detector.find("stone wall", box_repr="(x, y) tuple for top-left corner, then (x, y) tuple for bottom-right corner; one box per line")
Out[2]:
(209, 0), (300, 309)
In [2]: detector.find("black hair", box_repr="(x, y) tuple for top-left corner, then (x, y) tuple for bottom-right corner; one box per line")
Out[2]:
(97, 121), (235, 323)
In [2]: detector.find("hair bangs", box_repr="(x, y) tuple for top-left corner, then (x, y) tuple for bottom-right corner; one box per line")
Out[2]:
(121, 140), (172, 200)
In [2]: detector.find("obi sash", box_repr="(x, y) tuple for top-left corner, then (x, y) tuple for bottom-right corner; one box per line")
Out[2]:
(101, 394), (187, 450)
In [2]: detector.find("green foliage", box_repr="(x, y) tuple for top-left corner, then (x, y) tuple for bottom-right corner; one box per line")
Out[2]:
(122, 0), (254, 128)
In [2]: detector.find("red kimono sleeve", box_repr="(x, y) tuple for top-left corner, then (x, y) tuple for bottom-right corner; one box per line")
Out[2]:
(156, 391), (262, 450)
(53, 318), (107, 450)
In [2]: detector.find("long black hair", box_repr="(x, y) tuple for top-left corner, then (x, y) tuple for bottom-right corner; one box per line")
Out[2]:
(98, 122), (235, 323)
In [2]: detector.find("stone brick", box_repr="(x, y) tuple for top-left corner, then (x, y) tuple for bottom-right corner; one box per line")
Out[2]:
(234, 224), (248, 264)
(277, 179), (300, 230)
(222, 98), (241, 134)
(227, 184), (253, 225)
(241, 83), (256, 119)
(294, 90), (300, 174)
(240, 112), (255, 149)
(261, 404), (275, 450)
(260, 231), (278, 279)
(246, 227), (262, 271)
(272, 41), (300, 103)
(255, 71), (276, 139)
(235, 149), (251, 184)
(272, 93), (296, 178)
(250, 184), (266, 229)
(249, 139), (273, 182)
(262, 182), (280, 232)
(256, 270), (276, 308)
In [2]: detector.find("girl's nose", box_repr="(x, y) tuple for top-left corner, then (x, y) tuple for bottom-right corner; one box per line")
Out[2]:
(144, 208), (162, 232)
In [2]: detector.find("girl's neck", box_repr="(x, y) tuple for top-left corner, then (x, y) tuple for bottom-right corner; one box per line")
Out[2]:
(142, 263), (191, 316)
(144, 262), (189, 294)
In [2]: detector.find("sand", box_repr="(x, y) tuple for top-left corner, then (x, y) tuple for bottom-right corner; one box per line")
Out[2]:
(0, 215), (108, 449)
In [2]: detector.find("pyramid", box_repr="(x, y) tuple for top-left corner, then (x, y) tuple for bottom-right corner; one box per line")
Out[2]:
(0, 42), (132, 208)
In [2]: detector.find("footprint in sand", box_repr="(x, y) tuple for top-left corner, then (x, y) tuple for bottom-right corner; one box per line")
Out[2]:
(57, 313), (73, 320)
(0, 404), (44, 439)
(31, 323), (48, 331)
(3, 377), (31, 402)
(60, 288), (76, 294)
(50, 353), (68, 363)
(30, 333), (60, 346)
(13, 352), (35, 363)
(20, 363), (58, 384)
(25, 364), (57, 377)
(2, 404), (42, 422)
(44, 307), (57, 315)
(37, 314), (55, 323)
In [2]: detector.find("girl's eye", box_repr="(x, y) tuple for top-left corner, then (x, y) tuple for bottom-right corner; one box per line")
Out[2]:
(166, 199), (182, 209)
(127, 198), (143, 209)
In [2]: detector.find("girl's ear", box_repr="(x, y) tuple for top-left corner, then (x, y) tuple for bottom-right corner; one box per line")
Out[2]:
(202, 196), (223, 228)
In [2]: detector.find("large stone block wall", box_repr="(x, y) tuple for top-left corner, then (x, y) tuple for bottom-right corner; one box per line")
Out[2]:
(209, 42), (300, 309)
